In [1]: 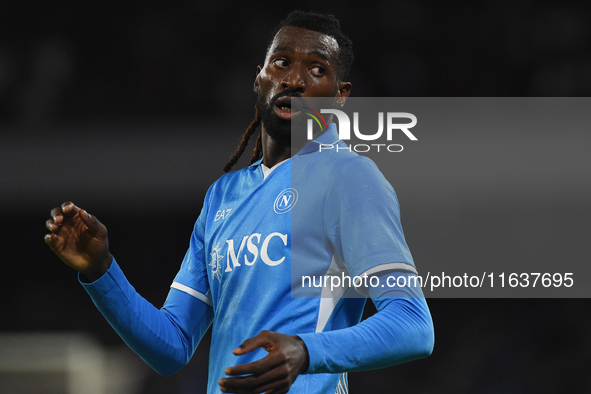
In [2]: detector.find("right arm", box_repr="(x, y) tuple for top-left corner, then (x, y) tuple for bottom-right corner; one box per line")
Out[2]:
(45, 202), (213, 376)
(80, 258), (213, 376)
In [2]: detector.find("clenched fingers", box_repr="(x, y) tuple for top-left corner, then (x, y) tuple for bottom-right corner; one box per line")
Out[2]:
(48, 201), (79, 225)
(46, 218), (58, 232)
(49, 206), (63, 225)
(44, 201), (97, 245)
(62, 201), (84, 219)
(219, 365), (291, 394)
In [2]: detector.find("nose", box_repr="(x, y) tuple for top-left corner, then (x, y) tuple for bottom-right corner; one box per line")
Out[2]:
(281, 65), (306, 92)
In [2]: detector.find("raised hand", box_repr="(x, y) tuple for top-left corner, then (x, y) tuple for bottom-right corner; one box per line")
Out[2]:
(45, 201), (112, 281)
(219, 330), (309, 394)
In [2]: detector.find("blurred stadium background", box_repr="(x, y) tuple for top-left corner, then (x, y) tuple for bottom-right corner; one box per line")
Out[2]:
(1, 1), (590, 393)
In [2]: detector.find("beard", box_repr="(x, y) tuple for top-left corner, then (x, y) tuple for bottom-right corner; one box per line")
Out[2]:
(256, 90), (303, 144)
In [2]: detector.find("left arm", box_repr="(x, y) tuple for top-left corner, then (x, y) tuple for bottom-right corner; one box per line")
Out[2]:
(219, 272), (434, 393)
(299, 273), (434, 374)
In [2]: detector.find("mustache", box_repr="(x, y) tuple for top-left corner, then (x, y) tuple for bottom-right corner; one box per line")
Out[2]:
(271, 89), (303, 102)
(270, 89), (308, 112)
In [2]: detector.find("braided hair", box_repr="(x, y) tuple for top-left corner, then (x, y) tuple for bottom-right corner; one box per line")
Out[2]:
(223, 106), (262, 173)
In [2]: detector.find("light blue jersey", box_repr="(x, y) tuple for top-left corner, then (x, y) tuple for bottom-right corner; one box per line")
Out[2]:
(171, 124), (418, 393)
(81, 124), (433, 394)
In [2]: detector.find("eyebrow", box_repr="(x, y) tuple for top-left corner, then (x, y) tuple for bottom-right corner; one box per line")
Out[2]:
(310, 50), (330, 63)
(272, 46), (294, 54)
(271, 46), (332, 64)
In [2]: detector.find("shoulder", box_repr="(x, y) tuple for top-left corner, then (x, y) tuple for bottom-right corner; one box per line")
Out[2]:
(193, 165), (258, 219)
(336, 153), (382, 178)
(208, 163), (259, 194)
(213, 164), (254, 185)
(322, 150), (392, 195)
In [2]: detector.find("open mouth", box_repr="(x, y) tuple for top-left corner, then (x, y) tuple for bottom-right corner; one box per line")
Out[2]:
(274, 96), (302, 120)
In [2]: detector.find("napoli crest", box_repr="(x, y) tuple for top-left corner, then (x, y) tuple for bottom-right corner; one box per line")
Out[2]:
(274, 188), (298, 214)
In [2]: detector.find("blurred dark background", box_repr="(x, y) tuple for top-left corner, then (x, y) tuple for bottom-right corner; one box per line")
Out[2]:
(1, 1), (591, 393)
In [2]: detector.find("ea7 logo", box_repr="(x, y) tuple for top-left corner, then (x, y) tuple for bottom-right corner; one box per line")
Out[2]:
(214, 208), (232, 221)
(307, 110), (418, 141)
(274, 188), (298, 214)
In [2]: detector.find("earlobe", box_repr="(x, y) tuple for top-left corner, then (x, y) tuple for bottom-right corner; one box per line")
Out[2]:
(338, 81), (352, 97)
(337, 82), (352, 107)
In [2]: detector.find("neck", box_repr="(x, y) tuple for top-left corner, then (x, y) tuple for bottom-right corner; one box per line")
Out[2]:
(261, 128), (291, 168)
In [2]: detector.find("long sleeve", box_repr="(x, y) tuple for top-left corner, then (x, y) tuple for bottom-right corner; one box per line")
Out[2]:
(80, 258), (214, 376)
(298, 272), (434, 374)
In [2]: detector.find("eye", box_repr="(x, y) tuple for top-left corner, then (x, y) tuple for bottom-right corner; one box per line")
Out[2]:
(310, 65), (325, 76)
(273, 58), (288, 68)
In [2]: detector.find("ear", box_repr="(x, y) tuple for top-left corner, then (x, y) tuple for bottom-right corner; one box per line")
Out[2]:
(253, 65), (263, 93)
(336, 81), (352, 107)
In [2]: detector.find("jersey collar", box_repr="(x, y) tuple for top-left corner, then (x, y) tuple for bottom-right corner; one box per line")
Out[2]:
(248, 157), (264, 171)
(249, 123), (340, 168)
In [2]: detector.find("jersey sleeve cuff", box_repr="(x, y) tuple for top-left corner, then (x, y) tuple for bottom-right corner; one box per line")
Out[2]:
(78, 257), (124, 298)
(296, 332), (326, 374)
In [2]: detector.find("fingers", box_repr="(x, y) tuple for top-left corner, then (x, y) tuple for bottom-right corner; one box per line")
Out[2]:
(45, 202), (101, 243)
(233, 330), (273, 355)
(50, 206), (64, 225)
(45, 204), (68, 249)
(225, 352), (283, 377)
(78, 209), (94, 229)
(44, 233), (56, 248)
(48, 202), (93, 225)
(220, 332), (305, 394)
(219, 363), (290, 394)
(61, 201), (81, 217)
(48, 201), (78, 226)
(47, 206), (66, 237)
(46, 218), (57, 232)
(219, 374), (290, 394)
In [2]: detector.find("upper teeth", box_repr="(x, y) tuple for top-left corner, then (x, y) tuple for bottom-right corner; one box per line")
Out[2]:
(281, 106), (291, 113)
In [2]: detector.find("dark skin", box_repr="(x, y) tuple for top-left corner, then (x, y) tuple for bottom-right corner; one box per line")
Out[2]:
(255, 26), (351, 168)
(45, 25), (351, 394)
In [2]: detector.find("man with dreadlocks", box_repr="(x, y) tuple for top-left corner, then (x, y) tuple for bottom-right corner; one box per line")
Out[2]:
(45, 11), (433, 394)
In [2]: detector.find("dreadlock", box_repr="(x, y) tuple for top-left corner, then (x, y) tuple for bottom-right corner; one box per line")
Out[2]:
(223, 105), (261, 172)
(251, 131), (263, 164)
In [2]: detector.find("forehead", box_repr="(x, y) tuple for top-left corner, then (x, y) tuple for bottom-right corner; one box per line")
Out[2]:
(267, 25), (340, 62)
